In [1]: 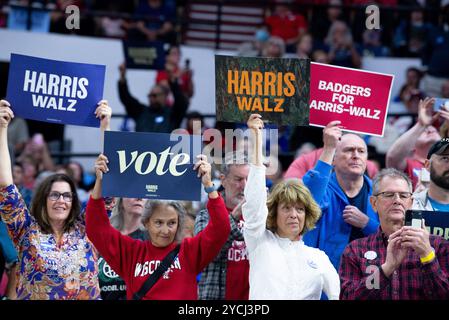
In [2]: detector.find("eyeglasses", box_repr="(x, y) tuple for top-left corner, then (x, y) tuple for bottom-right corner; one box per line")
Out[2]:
(374, 192), (412, 200)
(48, 191), (73, 202)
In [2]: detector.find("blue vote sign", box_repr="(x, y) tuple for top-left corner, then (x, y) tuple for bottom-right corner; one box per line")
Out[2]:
(102, 131), (202, 201)
(6, 53), (106, 127)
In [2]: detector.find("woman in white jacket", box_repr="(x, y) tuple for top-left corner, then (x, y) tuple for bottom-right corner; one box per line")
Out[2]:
(243, 114), (340, 300)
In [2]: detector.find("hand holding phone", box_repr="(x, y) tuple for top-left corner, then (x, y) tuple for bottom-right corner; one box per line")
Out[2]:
(435, 98), (449, 111)
(405, 210), (423, 229)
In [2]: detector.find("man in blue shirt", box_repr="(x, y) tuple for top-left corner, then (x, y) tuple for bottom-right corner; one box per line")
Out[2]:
(302, 121), (380, 270)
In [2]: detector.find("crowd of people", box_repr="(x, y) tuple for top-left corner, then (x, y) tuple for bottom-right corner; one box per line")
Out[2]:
(1, 94), (449, 300)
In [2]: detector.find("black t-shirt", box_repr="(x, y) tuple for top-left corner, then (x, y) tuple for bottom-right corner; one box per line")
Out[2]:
(347, 180), (369, 242)
(98, 229), (149, 300)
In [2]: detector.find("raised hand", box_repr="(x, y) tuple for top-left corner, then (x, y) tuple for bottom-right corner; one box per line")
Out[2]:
(247, 114), (264, 166)
(418, 97), (437, 127)
(437, 100), (449, 124)
(95, 100), (112, 130)
(194, 154), (213, 188)
(320, 120), (343, 165)
(323, 120), (343, 150)
(247, 113), (264, 131)
(0, 100), (15, 186)
(94, 154), (109, 180)
(0, 100), (14, 128)
(91, 153), (109, 200)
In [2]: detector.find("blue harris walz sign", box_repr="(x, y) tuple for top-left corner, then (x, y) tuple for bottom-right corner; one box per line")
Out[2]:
(103, 131), (202, 201)
(6, 53), (106, 127)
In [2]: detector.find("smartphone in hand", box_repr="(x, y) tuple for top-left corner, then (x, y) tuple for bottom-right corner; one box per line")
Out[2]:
(405, 210), (423, 228)
(434, 98), (449, 111)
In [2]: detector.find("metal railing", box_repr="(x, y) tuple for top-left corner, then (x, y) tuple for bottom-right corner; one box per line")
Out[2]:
(2, 1), (447, 48)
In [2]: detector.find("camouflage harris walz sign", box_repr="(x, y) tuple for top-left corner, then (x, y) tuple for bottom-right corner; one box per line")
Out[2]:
(215, 55), (310, 126)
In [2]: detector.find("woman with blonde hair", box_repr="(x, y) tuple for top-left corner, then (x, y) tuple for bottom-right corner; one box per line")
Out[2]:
(242, 114), (340, 300)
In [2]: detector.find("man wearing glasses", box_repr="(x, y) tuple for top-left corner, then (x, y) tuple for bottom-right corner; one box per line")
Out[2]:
(413, 138), (449, 211)
(339, 168), (449, 299)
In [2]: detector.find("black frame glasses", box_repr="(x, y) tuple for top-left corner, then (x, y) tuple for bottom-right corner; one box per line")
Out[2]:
(48, 191), (73, 202)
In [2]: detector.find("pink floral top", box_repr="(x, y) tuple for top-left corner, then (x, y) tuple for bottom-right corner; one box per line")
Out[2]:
(0, 184), (101, 300)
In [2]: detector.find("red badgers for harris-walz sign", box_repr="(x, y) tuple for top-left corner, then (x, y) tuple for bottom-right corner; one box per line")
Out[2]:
(309, 63), (394, 136)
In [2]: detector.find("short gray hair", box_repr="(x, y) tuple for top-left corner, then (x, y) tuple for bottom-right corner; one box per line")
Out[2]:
(221, 151), (249, 177)
(325, 20), (353, 49)
(141, 200), (186, 243)
(265, 36), (286, 56)
(372, 168), (412, 195)
(110, 198), (146, 232)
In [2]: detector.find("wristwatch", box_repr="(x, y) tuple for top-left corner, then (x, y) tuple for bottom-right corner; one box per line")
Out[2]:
(204, 183), (216, 194)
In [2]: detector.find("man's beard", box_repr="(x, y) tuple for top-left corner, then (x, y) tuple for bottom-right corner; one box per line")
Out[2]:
(430, 164), (449, 189)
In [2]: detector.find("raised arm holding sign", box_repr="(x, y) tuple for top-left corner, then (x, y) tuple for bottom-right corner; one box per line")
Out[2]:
(301, 121), (380, 270)
(241, 113), (340, 300)
(86, 152), (231, 300)
(0, 100), (14, 187)
(0, 99), (112, 300)
(386, 97), (440, 190)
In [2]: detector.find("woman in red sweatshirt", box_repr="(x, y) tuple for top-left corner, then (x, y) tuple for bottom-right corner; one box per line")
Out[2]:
(86, 154), (230, 300)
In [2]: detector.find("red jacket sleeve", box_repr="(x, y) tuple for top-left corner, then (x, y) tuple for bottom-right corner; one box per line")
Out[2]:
(183, 195), (230, 273)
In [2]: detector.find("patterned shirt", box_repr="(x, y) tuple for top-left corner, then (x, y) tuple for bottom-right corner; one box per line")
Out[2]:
(339, 228), (449, 300)
(0, 184), (101, 300)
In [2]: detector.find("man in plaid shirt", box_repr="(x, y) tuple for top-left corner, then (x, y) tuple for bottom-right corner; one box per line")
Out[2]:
(194, 152), (250, 300)
(339, 168), (449, 299)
